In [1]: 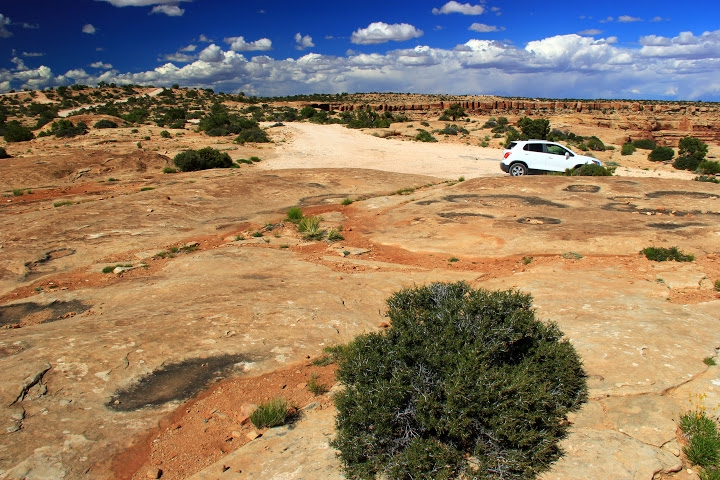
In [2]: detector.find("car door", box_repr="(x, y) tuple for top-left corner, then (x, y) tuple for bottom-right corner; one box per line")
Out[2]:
(522, 142), (547, 171)
(544, 144), (574, 172)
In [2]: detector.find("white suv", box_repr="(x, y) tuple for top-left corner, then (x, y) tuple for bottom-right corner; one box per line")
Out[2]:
(501, 140), (602, 176)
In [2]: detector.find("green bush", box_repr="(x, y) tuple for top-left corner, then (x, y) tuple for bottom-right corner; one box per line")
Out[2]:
(436, 124), (469, 136)
(621, 143), (637, 155)
(695, 175), (720, 184)
(566, 164), (613, 176)
(286, 207), (304, 222)
(3, 121), (34, 142)
(250, 397), (290, 429)
(680, 409), (720, 470)
(697, 160), (720, 175)
(0, 147), (9, 159)
(173, 147), (233, 172)
(586, 136), (605, 151)
(160, 130), (171, 138)
(673, 156), (701, 171)
(632, 138), (657, 150)
(679, 136), (708, 163)
(235, 127), (270, 144)
(441, 104), (466, 121)
(648, 146), (674, 162)
(642, 246), (694, 262)
(93, 119), (117, 129)
(332, 281), (587, 479)
(414, 129), (437, 142)
(48, 119), (88, 138)
(517, 117), (550, 140)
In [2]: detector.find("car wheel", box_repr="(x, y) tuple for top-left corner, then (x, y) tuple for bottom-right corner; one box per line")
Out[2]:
(509, 163), (528, 176)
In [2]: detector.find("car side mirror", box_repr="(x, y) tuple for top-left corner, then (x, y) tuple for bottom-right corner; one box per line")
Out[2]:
(565, 152), (570, 159)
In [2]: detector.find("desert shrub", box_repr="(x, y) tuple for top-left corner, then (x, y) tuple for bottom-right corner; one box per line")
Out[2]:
(3, 121), (34, 142)
(695, 175), (720, 184)
(566, 164), (613, 176)
(679, 136), (708, 163)
(300, 106), (317, 119)
(673, 156), (701, 171)
(250, 397), (290, 429)
(586, 136), (605, 151)
(679, 409), (720, 471)
(0, 147), (9, 159)
(162, 167), (177, 174)
(648, 146), (674, 162)
(547, 128), (568, 142)
(155, 107), (186, 128)
(441, 104), (466, 121)
(47, 119), (88, 138)
(697, 160), (720, 175)
(298, 215), (323, 240)
(414, 129), (437, 142)
(307, 373), (329, 396)
(621, 143), (637, 155)
(160, 130), (171, 138)
(122, 108), (149, 124)
(286, 207), (303, 223)
(172, 147), (233, 172)
(436, 124), (469, 136)
(235, 127), (270, 144)
(332, 281), (587, 479)
(343, 109), (392, 129)
(642, 246), (694, 262)
(632, 138), (657, 150)
(93, 119), (117, 129)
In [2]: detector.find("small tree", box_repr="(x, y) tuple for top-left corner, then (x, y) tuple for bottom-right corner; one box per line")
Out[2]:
(441, 104), (467, 122)
(678, 136), (708, 163)
(333, 282), (587, 479)
(517, 117), (550, 140)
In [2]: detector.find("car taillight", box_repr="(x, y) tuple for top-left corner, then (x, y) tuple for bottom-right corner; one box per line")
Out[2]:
(503, 152), (511, 159)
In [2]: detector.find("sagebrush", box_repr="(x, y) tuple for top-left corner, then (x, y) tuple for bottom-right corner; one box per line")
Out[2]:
(332, 281), (588, 479)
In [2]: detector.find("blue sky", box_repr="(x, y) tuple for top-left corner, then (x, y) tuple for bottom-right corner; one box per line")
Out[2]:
(1, 0), (719, 100)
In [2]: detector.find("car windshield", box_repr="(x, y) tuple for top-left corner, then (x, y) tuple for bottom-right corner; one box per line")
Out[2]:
(546, 144), (570, 156)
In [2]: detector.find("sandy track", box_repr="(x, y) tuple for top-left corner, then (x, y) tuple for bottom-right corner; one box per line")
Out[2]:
(260, 123), (504, 179)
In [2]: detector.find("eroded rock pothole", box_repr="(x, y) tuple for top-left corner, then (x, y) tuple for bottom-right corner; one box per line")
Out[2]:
(564, 185), (601, 193)
(107, 354), (260, 412)
(0, 299), (90, 327)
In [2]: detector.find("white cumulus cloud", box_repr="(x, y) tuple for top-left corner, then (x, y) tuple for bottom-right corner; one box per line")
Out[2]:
(90, 61), (113, 69)
(198, 44), (225, 62)
(97, 0), (189, 6)
(0, 14), (13, 38)
(224, 36), (272, 51)
(639, 30), (720, 59)
(618, 15), (642, 23)
(82, 24), (96, 34)
(433, 1), (484, 15)
(295, 33), (315, 50)
(469, 23), (503, 33)
(351, 22), (423, 45)
(151, 5), (184, 16)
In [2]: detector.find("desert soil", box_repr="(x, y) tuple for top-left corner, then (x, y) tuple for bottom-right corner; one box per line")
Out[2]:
(0, 119), (719, 480)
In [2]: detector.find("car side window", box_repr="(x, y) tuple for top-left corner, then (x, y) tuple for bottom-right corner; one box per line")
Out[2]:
(524, 143), (544, 152)
(546, 145), (568, 156)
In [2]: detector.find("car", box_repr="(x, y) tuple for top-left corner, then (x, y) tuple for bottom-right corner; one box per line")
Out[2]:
(500, 140), (603, 176)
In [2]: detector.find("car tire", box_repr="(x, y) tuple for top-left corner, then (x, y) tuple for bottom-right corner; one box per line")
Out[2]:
(509, 163), (528, 176)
